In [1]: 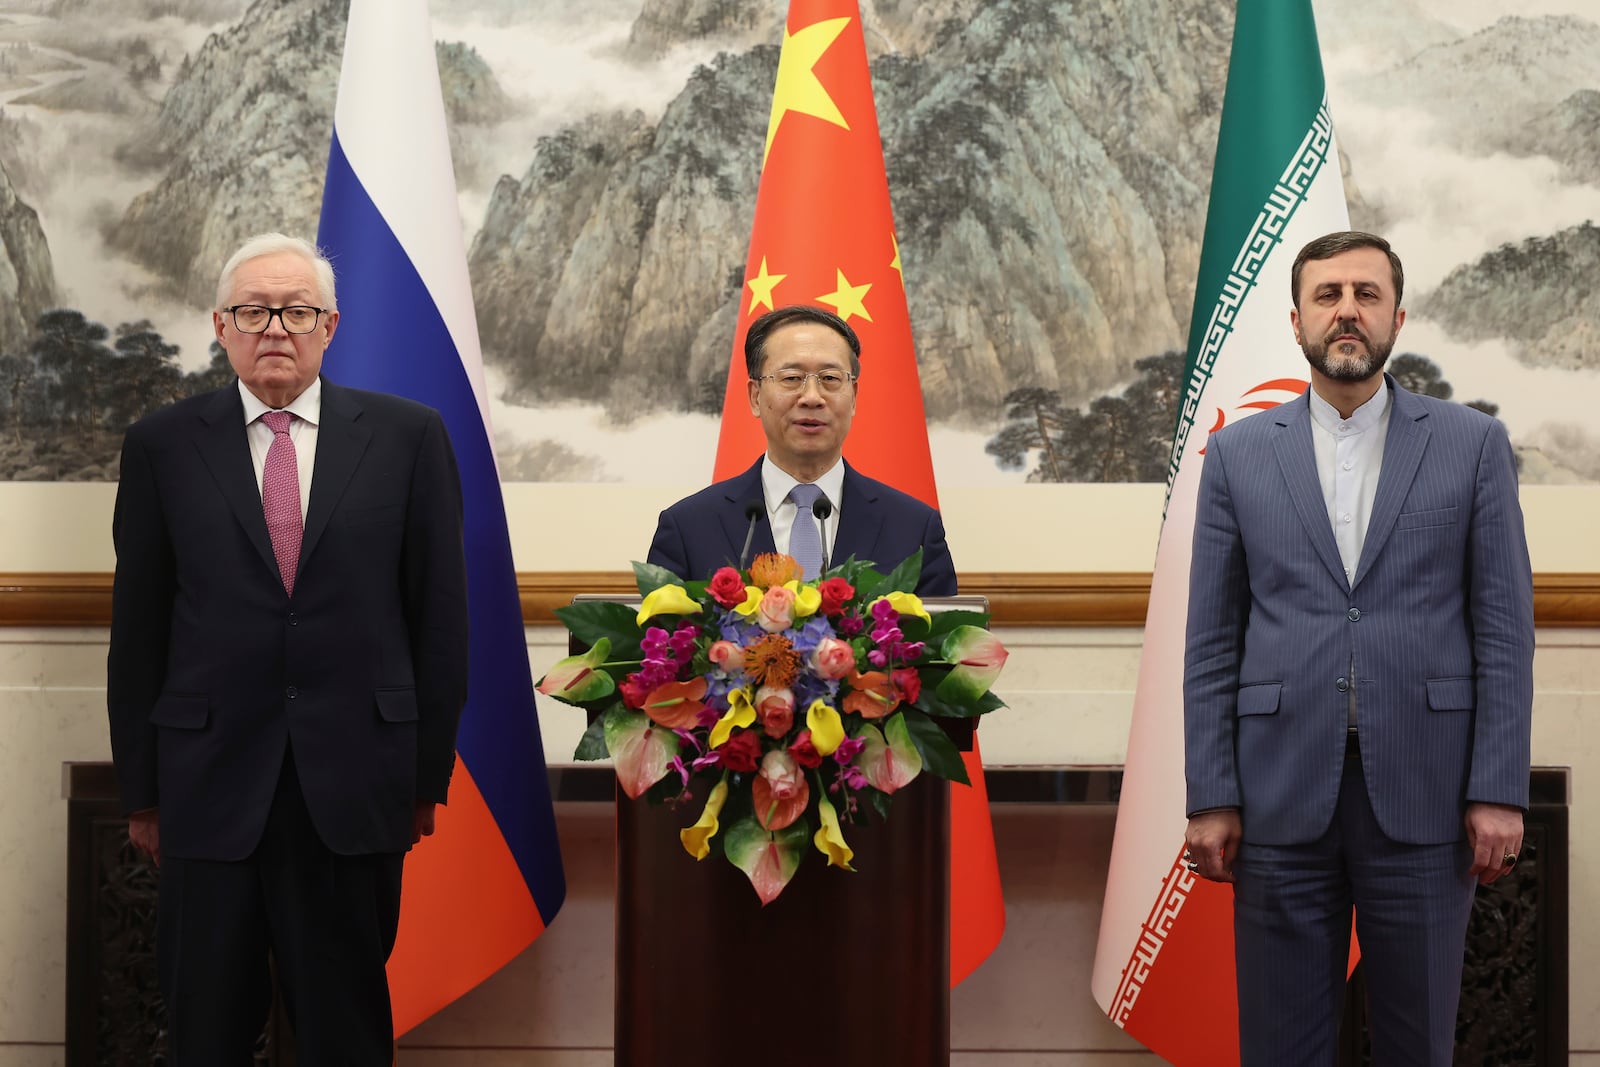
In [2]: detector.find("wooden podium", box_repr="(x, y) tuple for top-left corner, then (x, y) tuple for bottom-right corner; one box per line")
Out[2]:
(578, 595), (984, 1067)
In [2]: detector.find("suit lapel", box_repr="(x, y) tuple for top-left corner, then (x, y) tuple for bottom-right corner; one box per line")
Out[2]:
(717, 461), (774, 565)
(194, 386), (279, 580)
(833, 462), (884, 569)
(1352, 382), (1430, 590)
(1271, 397), (1350, 590)
(299, 381), (372, 570)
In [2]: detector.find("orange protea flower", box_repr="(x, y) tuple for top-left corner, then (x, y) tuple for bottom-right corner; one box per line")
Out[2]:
(743, 633), (800, 689)
(748, 552), (802, 589)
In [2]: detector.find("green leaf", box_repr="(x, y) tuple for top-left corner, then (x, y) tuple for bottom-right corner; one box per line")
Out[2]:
(631, 560), (684, 596)
(900, 708), (969, 785)
(867, 789), (893, 822)
(573, 715), (609, 761)
(553, 601), (644, 659)
(723, 816), (809, 905)
(915, 671), (1005, 718)
(827, 555), (884, 592)
(861, 549), (923, 602)
(924, 609), (991, 643)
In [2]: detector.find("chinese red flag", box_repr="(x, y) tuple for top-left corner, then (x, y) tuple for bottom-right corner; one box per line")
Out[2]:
(713, 0), (1005, 985)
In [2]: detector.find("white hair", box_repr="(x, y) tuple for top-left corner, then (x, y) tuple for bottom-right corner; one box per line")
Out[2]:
(214, 232), (338, 311)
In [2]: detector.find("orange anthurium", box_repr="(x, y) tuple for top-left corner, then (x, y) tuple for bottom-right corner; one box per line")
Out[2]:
(642, 677), (708, 730)
(842, 669), (901, 720)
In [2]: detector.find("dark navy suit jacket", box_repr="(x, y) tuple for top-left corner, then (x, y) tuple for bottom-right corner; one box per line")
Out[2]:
(107, 379), (469, 861)
(1183, 376), (1534, 847)
(647, 458), (957, 597)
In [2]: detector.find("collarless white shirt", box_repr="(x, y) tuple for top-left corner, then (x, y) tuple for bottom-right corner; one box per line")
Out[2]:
(1308, 380), (1391, 586)
(760, 455), (845, 563)
(239, 377), (320, 525)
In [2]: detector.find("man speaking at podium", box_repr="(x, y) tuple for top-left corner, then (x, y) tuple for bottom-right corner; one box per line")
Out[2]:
(648, 304), (953, 596)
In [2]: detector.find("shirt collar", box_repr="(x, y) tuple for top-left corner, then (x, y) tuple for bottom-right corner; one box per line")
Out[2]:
(239, 377), (322, 427)
(1308, 377), (1389, 437)
(760, 455), (845, 513)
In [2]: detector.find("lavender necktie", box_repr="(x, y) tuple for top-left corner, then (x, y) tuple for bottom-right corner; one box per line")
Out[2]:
(787, 482), (825, 580)
(260, 410), (302, 595)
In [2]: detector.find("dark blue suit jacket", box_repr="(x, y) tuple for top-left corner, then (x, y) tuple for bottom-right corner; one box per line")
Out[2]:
(647, 458), (957, 596)
(1184, 376), (1534, 846)
(107, 379), (469, 860)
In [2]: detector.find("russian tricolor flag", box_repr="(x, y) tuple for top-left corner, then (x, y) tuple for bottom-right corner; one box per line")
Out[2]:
(316, 0), (566, 1032)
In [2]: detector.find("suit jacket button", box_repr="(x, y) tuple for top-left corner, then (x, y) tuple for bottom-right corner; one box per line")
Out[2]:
(288, 612), (298, 627)
(286, 686), (299, 699)
(1347, 607), (1361, 621)
(1335, 677), (1349, 692)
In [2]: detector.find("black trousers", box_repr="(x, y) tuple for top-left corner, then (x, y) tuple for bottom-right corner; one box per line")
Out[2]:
(157, 747), (405, 1066)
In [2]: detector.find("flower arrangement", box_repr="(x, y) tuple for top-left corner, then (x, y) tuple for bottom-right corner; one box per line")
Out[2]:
(537, 550), (1009, 903)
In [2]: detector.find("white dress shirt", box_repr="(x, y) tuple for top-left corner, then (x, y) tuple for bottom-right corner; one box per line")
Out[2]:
(239, 377), (320, 525)
(760, 455), (845, 564)
(1309, 381), (1391, 586)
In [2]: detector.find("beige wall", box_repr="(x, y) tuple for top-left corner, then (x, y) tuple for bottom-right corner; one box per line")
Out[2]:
(0, 622), (1594, 1064)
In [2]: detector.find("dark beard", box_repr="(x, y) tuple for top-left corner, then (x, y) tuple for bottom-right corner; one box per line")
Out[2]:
(1301, 318), (1394, 382)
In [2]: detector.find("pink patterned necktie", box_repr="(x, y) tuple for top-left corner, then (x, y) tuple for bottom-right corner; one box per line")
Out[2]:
(260, 410), (302, 595)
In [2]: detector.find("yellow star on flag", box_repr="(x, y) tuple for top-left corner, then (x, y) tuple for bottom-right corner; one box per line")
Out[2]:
(745, 256), (787, 314)
(817, 268), (873, 323)
(762, 16), (852, 167)
(889, 232), (903, 283)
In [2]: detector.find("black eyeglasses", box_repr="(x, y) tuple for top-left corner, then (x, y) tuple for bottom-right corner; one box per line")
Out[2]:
(222, 305), (327, 334)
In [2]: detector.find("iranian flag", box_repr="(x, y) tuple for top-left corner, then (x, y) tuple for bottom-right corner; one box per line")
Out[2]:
(1089, 1), (1350, 1061)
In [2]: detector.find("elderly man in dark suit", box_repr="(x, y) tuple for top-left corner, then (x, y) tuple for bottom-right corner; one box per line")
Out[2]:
(107, 232), (468, 1066)
(1183, 231), (1534, 1066)
(648, 304), (955, 596)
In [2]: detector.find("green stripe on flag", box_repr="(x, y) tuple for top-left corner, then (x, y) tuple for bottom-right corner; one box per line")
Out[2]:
(1167, 0), (1336, 507)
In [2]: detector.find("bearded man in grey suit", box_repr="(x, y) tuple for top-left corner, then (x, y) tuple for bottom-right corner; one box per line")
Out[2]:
(1182, 231), (1534, 1066)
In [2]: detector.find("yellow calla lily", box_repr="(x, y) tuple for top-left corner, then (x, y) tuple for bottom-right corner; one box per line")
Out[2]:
(785, 580), (823, 618)
(636, 584), (702, 624)
(679, 776), (730, 860)
(877, 591), (931, 624)
(805, 698), (844, 756)
(731, 585), (764, 617)
(710, 687), (757, 748)
(814, 791), (855, 870)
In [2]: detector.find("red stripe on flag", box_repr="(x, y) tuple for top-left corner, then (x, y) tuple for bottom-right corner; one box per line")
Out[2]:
(387, 761), (545, 1034)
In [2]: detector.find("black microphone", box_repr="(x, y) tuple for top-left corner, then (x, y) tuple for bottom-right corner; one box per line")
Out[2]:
(813, 500), (834, 574)
(738, 501), (764, 570)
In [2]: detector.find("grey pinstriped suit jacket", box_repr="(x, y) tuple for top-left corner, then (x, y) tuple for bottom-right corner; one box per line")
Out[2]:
(1183, 374), (1534, 846)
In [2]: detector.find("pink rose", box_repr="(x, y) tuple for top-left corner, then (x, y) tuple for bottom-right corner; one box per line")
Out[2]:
(708, 567), (747, 608)
(758, 749), (805, 799)
(755, 585), (797, 632)
(755, 685), (796, 739)
(753, 749), (810, 831)
(809, 636), (857, 680)
(708, 640), (746, 674)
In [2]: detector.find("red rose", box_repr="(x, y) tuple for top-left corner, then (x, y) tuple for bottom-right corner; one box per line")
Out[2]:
(891, 667), (922, 705)
(817, 576), (855, 616)
(708, 567), (748, 608)
(787, 730), (824, 769)
(719, 728), (762, 773)
(619, 673), (652, 709)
